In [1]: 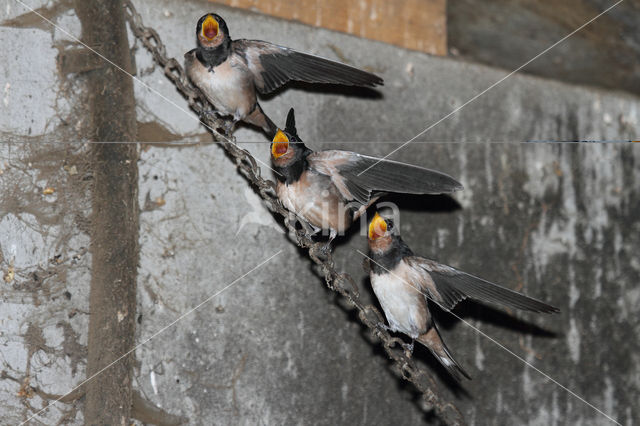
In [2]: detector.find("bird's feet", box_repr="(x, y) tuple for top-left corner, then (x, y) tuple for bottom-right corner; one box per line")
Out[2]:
(319, 231), (338, 256)
(199, 108), (219, 123)
(199, 109), (235, 136)
(402, 340), (415, 357)
(319, 241), (333, 256)
(297, 218), (320, 238)
(222, 120), (236, 136)
(320, 230), (338, 255)
(376, 322), (391, 332)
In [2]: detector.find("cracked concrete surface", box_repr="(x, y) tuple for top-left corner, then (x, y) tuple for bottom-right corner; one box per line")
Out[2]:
(1, 1), (91, 424)
(1, 0), (640, 424)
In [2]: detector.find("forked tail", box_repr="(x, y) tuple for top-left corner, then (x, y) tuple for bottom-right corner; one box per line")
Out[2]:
(417, 325), (471, 381)
(246, 102), (278, 139)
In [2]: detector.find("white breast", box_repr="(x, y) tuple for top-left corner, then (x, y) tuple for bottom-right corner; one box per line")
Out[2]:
(186, 56), (255, 119)
(370, 262), (428, 338)
(276, 175), (350, 234)
(277, 183), (298, 215)
(277, 181), (324, 231)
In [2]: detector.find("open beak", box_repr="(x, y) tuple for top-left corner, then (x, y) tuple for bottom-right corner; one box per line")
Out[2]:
(271, 130), (289, 159)
(368, 212), (387, 240)
(201, 15), (219, 40)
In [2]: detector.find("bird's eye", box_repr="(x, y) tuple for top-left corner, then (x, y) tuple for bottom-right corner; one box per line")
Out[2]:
(386, 219), (394, 230)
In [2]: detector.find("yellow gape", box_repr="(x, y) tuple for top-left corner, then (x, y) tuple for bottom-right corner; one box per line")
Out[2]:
(368, 213), (387, 240)
(271, 130), (290, 159)
(201, 15), (219, 40)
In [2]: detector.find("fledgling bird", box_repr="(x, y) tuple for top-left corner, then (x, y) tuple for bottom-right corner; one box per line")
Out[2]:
(367, 213), (559, 381)
(185, 13), (383, 137)
(271, 108), (463, 242)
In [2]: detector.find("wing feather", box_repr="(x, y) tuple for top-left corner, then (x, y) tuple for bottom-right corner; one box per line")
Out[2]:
(235, 40), (383, 94)
(405, 257), (559, 313)
(308, 150), (463, 205)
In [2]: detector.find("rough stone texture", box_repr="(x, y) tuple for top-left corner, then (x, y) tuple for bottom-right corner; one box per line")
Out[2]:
(1, 1), (91, 424)
(1, 0), (639, 425)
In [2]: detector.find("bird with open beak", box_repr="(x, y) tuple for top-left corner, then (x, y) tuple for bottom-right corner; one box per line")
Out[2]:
(367, 213), (559, 380)
(271, 108), (464, 243)
(185, 13), (384, 138)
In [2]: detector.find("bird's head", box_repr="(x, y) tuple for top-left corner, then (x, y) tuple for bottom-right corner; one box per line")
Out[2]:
(196, 14), (229, 48)
(368, 212), (396, 252)
(271, 108), (309, 167)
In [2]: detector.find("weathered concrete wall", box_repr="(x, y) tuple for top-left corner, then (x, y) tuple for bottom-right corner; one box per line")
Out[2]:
(1, 1), (91, 424)
(1, 0), (639, 424)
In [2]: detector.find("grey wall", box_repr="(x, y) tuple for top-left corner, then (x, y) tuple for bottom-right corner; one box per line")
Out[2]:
(1, 0), (639, 425)
(449, 0), (640, 96)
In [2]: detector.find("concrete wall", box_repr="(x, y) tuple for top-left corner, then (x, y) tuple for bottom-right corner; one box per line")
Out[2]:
(1, 0), (639, 424)
(449, 0), (640, 96)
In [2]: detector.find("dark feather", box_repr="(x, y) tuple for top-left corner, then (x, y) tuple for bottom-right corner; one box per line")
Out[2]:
(309, 151), (463, 205)
(195, 38), (232, 69)
(285, 108), (298, 137)
(369, 235), (414, 275)
(237, 40), (383, 94)
(417, 324), (471, 381)
(408, 257), (560, 314)
(342, 155), (463, 203)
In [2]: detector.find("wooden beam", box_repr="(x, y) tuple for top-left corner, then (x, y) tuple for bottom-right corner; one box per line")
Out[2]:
(210, 0), (447, 55)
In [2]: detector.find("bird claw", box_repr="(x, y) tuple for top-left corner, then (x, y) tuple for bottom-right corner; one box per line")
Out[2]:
(298, 219), (318, 237)
(199, 108), (219, 122)
(222, 120), (236, 136)
(319, 242), (332, 256)
(402, 341), (415, 356)
(318, 229), (338, 255)
(376, 322), (391, 332)
(199, 109), (235, 136)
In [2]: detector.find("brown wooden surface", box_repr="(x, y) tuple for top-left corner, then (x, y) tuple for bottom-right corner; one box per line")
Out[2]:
(210, 0), (447, 55)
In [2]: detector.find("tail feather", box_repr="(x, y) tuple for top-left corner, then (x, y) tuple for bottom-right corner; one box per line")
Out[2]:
(262, 109), (278, 139)
(245, 103), (278, 139)
(417, 326), (470, 381)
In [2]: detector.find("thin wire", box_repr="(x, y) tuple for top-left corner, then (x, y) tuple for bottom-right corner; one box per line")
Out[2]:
(356, 249), (621, 426)
(8, 0), (628, 422)
(20, 250), (283, 425)
(1, 140), (637, 145)
(356, 0), (626, 176)
(11, 0), (282, 176)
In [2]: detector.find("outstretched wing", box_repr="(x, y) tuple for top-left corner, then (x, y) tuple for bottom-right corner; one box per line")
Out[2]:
(405, 257), (559, 313)
(234, 40), (383, 94)
(307, 150), (463, 205)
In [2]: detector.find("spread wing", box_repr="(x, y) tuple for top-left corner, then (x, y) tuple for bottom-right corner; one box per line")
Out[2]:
(233, 40), (383, 94)
(405, 257), (559, 313)
(307, 150), (463, 205)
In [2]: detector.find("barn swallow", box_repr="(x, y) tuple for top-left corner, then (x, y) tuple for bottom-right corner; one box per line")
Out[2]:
(367, 213), (559, 381)
(185, 13), (383, 137)
(271, 108), (463, 242)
